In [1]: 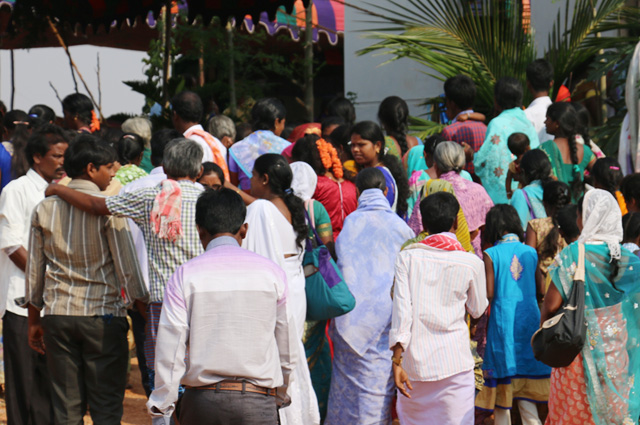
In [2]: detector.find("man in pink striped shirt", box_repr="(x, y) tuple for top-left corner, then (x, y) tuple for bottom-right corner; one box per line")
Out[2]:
(390, 192), (488, 424)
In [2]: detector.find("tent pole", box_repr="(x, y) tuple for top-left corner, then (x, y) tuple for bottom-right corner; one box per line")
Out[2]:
(10, 49), (14, 110)
(304, 0), (314, 122)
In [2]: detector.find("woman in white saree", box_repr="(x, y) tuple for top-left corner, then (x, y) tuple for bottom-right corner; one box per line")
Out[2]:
(242, 153), (320, 425)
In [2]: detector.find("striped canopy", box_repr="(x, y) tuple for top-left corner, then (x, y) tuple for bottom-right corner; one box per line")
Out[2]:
(0, 0), (343, 49)
(243, 0), (344, 45)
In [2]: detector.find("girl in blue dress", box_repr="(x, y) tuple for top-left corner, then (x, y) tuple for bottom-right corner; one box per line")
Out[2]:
(475, 204), (551, 425)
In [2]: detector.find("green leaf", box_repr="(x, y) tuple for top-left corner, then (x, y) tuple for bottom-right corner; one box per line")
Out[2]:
(359, 0), (536, 118)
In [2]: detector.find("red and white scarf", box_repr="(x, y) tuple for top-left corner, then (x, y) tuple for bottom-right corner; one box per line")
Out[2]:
(420, 233), (465, 252)
(150, 180), (183, 242)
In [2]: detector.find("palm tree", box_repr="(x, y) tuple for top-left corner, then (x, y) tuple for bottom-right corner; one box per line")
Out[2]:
(359, 0), (628, 141)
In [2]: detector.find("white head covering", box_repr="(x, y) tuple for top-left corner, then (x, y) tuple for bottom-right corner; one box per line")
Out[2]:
(290, 161), (318, 202)
(578, 189), (623, 260)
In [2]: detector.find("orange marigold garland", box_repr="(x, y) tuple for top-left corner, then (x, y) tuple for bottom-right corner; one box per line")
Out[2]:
(316, 138), (343, 179)
(90, 110), (101, 133)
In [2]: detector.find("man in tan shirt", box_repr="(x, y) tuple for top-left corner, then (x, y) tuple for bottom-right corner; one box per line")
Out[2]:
(24, 135), (148, 425)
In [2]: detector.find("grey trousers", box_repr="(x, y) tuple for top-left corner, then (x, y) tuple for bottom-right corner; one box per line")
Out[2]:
(3, 312), (53, 425)
(178, 388), (278, 425)
(42, 315), (129, 425)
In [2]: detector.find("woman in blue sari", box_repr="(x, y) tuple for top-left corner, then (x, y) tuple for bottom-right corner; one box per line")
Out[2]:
(474, 77), (540, 204)
(325, 168), (414, 425)
(542, 189), (640, 425)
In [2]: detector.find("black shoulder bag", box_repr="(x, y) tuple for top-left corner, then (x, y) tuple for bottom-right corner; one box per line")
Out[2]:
(531, 243), (587, 368)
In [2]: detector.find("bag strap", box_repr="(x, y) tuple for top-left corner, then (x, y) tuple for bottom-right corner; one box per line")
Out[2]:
(522, 189), (537, 220)
(303, 204), (324, 249)
(574, 243), (586, 282)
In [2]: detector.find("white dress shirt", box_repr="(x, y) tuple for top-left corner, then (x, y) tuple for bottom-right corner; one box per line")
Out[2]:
(390, 236), (488, 382)
(524, 96), (553, 143)
(0, 169), (48, 317)
(184, 124), (227, 163)
(147, 236), (296, 422)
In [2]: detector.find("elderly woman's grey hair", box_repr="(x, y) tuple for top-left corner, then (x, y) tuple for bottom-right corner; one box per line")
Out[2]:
(122, 117), (152, 148)
(163, 138), (203, 179)
(434, 141), (465, 173)
(207, 115), (236, 141)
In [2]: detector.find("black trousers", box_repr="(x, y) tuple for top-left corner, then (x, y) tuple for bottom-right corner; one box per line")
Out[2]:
(3, 312), (53, 425)
(128, 309), (151, 397)
(42, 315), (129, 425)
(178, 388), (278, 425)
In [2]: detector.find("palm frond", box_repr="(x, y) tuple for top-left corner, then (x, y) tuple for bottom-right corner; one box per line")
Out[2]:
(544, 0), (626, 95)
(409, 115), (445, 140)
(359, 0), (536, 118)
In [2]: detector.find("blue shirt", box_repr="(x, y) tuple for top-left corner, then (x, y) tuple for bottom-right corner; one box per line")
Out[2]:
(0, 144), (12, 192)
(510, 180), (546, 229)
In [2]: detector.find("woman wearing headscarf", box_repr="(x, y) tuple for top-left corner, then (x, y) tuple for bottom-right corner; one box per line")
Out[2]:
(290, 161), (334, 421)
(434, 141), (493, 257)
(325, 168), (414, 425)
(228, 98), (290, 192)
(542, 189), (640, 424)
(242, 154), (320, 425)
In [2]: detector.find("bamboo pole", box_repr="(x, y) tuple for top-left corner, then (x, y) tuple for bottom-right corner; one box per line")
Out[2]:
(304, 0), (314, 122)
(162, 3), (172, 110)
(47, 18), (104, 121)
(198, 43), (205, 87)
(227, 21), (237, 117)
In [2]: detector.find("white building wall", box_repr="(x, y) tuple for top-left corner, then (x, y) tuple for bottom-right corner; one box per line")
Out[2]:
(343, 2), (441, 123)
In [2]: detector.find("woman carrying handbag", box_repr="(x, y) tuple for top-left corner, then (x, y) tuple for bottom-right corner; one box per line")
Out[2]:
(541, 189), (640, 425)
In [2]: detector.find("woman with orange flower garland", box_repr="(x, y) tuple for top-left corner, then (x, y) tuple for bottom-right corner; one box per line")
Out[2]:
(292, 134), (357, 240)
(62, 93), (100, 134)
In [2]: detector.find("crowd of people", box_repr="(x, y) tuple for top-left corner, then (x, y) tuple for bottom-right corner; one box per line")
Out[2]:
(0, 56), (638, 425)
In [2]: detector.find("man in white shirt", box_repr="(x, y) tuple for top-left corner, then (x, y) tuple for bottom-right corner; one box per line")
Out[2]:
(390, 192), (488, 425)
(0, 124), (69, 425)
(171, 90), (228, 166)
(147, 188), (296, 425)
(524, 59), (554, 144)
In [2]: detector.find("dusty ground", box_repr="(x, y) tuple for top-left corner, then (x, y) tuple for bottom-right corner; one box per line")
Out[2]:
(0, 355), (150, 425)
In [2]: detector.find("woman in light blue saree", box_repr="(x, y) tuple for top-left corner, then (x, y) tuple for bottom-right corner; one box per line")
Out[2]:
(228, 98), (290, 191)
(542, 189), (640, 425)
(325, 168), (414, 425)
(474, 77), (539, 204)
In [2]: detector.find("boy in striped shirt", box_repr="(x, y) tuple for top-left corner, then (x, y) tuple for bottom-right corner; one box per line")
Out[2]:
(25, 135), (148, 425)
